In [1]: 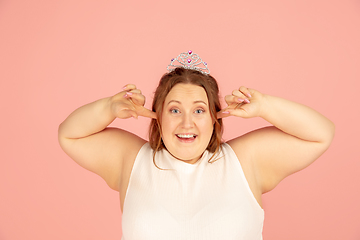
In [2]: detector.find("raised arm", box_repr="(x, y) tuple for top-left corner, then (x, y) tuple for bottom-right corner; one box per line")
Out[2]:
(58, 85), (156, 191)
(219, 87), (335, 193)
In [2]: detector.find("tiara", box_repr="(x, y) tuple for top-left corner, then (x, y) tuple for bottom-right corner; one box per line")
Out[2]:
(167, 50), (210, 75)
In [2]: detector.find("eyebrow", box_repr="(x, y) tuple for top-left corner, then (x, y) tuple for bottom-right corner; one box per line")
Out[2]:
(167, 100), (208, 105)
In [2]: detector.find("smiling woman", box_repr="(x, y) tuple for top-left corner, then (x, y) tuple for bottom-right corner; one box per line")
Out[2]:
(149, 67), (223, 158)
(58, 51), (334, 240)
(149, 67), (223, 166)
(160, 84), (214, 164)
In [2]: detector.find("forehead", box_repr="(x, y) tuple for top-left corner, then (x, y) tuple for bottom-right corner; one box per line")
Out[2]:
(165, 83), (208, 104)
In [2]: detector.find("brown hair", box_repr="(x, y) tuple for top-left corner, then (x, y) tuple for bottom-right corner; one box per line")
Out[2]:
(149, 67), (223, 167)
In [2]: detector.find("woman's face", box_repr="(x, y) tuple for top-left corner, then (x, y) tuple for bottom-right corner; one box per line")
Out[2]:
(161, 83), (214, 164)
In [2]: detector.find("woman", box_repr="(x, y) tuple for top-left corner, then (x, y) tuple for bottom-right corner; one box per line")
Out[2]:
(58, 51), (335, 239)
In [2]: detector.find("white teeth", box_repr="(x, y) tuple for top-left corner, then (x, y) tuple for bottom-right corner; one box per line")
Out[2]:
(176, 134), (196, 138)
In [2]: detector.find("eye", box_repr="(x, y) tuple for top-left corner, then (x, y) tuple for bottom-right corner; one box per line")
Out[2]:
(170, 108), (180, 114)
(195, 108), (205, 114)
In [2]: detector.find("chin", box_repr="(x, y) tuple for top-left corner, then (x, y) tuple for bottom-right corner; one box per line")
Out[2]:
(163, 138), (209, 163)
(170, 148), (204, 163)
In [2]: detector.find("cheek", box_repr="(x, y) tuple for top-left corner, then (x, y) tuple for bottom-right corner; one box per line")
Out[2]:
(197, 118), (214, 135)
(161, 115), (176, 137)
(205, 123), (215, 137)
(207, 117), (216, 136)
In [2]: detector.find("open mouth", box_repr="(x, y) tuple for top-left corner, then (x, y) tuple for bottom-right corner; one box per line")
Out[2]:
(175, 134), (197, 140)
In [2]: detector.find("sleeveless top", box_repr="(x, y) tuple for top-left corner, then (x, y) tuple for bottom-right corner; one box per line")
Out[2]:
(121, 143), (264, 240)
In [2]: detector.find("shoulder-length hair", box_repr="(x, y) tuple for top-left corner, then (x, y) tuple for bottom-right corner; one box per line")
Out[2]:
(148, 67), (223, 168)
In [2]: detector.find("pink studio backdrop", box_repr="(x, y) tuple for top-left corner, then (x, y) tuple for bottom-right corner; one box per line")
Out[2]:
(1, 0), (359, 239)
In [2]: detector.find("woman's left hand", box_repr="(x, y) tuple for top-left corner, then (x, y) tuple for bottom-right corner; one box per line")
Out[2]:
(217, 86), (265, 119)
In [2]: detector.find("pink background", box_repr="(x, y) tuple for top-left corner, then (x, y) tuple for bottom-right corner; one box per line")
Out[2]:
(1, 0), (359, 239)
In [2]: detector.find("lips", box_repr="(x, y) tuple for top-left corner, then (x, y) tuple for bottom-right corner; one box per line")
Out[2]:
(175, 133), (198, 143)
(176, 134), (197, 139)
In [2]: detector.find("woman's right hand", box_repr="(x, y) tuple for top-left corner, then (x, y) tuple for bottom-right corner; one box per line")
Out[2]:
(110, 84), (156, 119)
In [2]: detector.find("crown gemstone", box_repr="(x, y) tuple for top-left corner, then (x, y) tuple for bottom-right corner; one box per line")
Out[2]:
(188, 50), (192, 54)
(204, 62), (207, 65)
(187, 59), (191, 63)
(171, 58), (174, 61)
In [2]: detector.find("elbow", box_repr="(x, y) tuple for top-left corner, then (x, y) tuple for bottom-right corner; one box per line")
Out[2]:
(320, 120), (335, 149)
(58, 122), (65, 141)
(58, 121), (73, 140)
(327, 120), (335, 142)
(330, 120), (336, 137)
(58, 122), (70, 149)
(58, 123), (66, 150)
(58, 121), (65, 138)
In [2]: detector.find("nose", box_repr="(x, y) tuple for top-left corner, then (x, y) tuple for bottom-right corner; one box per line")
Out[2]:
(181, 112), (194, 129)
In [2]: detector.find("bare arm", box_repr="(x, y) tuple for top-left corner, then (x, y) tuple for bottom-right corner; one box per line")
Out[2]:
(220, 87), (335, 193)
(58, 85), (156, 191)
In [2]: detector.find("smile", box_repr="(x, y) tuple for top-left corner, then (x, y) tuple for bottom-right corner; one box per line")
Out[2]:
(175, 134), (197, 143)
(176, 134), (197, 139)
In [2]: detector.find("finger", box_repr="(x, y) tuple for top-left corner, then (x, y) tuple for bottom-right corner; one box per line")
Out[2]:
(224, 94), (249, 106)
(129, 110), (138, 119)
(227, 108), (250, 118)
(217, 108), (231, 119)
(125, 92), (144, 102)
(225, 94), (242, 105)
(239, 86), (252, 98)
(128, 89), (141, 94)
(122, 84), (137, 91)
(123, 92), (146, 106)
(139, 107), (157, 119)
(231, 90), (248, 99)
(118, 108), (138, 119)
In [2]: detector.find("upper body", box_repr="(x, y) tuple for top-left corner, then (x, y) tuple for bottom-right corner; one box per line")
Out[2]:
(58, 61), (335, 236)
(121, 142), (264, 240)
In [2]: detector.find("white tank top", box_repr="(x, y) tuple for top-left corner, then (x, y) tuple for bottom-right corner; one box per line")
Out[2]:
(121, 143), (264, 240)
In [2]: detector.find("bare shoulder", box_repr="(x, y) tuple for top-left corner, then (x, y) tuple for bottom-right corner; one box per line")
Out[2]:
(104, 127), (147, 158)
(226, 132), (263, 206)
(226, 128), (264, 160)
(226, 126), (282, 160)
(96, 127), (147, 191)
(227, 125), (328, 194)
(59, 127), (147, 191)
(226, 126), (285, 191)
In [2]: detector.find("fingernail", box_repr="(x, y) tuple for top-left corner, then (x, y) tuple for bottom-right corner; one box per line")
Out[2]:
(238, 98), (244, 102)
(122, 85), (127, 90)
(246, 93), (252, 98)
(123, 92), (132, 98)
(222, 111), (230, 114)
(244, 99), (250, 104)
